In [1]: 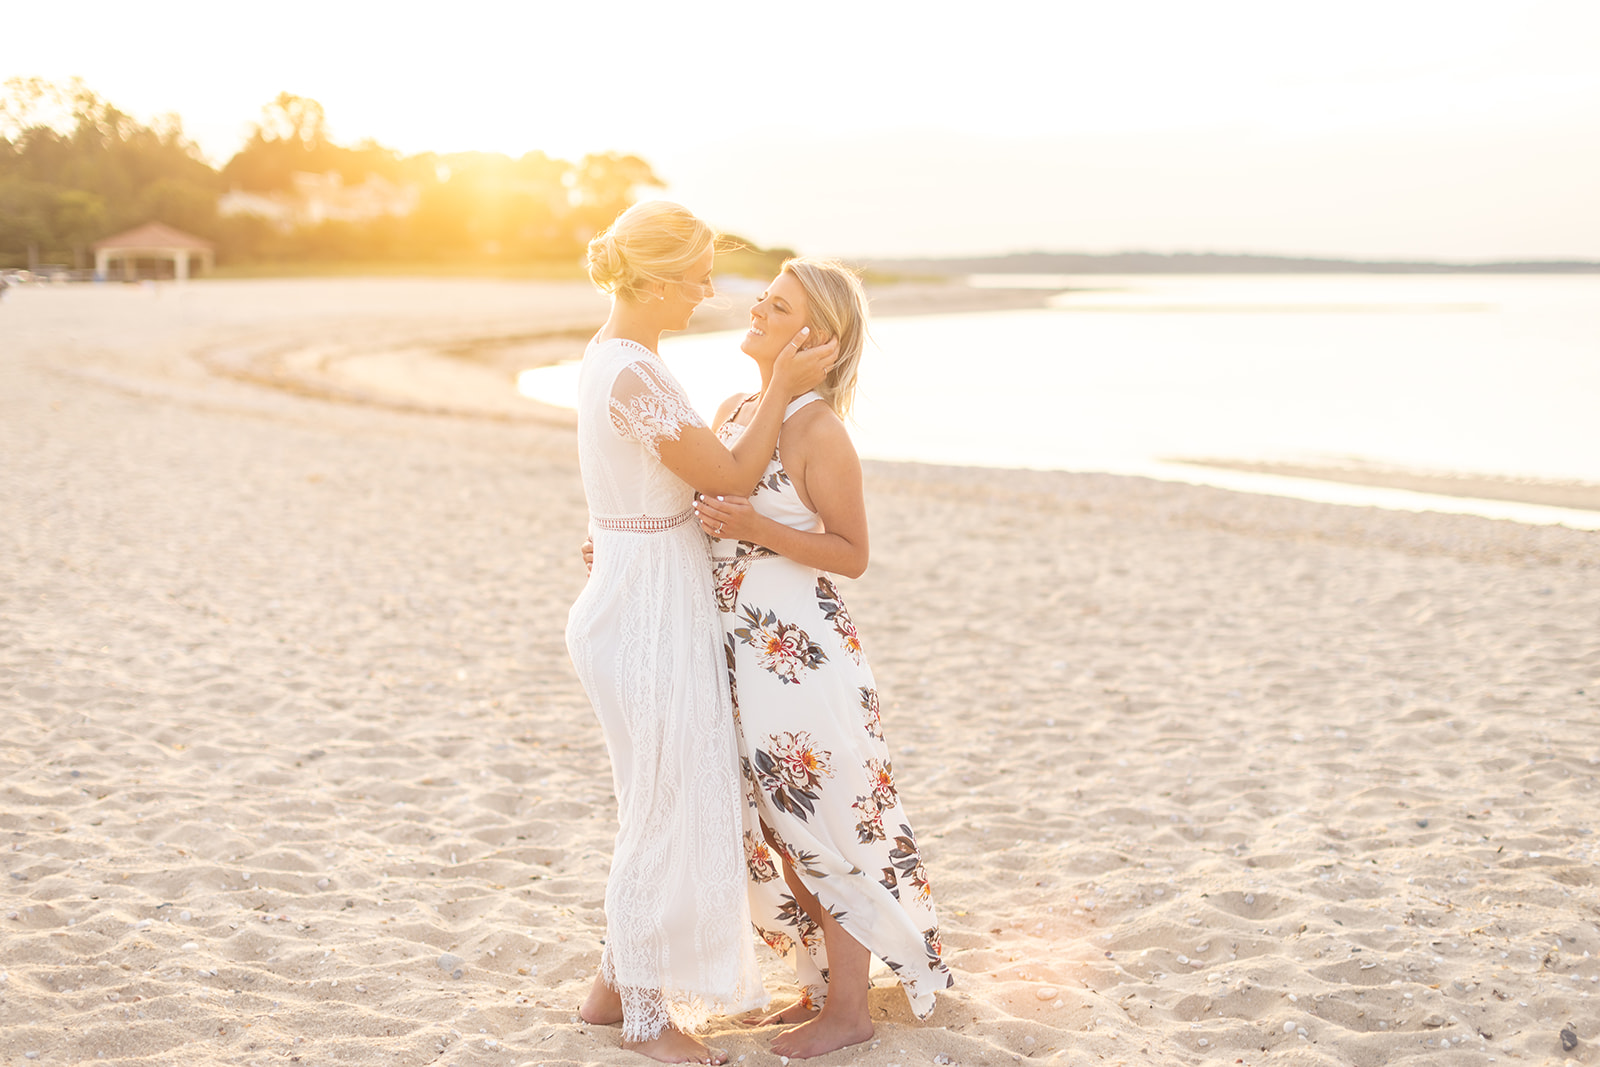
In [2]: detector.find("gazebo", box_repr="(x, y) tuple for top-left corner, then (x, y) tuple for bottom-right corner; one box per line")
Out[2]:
(93, 222), (215, 281)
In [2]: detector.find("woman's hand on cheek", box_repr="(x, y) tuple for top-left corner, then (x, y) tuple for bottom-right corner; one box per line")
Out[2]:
(694, 495), (760, 542)
(773, 329), (838, 394)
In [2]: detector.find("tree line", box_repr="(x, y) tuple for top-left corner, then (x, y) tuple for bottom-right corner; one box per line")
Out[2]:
(0, 80), (674, 272)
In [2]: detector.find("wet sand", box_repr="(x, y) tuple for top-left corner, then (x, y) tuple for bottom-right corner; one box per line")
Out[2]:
(1174, 459), (1600, 514)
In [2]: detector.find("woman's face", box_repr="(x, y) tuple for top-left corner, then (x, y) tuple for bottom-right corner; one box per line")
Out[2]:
(740, 271), (813, 362)
(659, 244), (716, 329)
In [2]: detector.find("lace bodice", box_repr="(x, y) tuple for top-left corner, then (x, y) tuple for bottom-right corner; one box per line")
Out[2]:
(577, 337), (707, 521)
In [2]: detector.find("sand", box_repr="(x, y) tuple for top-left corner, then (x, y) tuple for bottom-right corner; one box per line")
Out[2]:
(2, 278), (1598, 1067)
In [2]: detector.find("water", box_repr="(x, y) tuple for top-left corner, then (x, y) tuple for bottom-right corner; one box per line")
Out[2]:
(518, 274), (1600, 528)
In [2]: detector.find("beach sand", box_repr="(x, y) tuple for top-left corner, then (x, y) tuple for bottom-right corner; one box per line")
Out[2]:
(2, 279), (1598, 1067)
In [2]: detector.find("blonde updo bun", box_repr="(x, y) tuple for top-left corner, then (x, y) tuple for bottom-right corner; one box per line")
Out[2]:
(586, 201), (715, 302)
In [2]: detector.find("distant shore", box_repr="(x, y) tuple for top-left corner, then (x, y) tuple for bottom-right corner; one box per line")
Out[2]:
(861, 251), (1600, 276)
(16, 247), (1595, 289)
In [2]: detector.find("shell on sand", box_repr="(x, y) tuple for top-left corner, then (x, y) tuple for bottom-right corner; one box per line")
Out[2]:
(1, 279), (1598, 1066)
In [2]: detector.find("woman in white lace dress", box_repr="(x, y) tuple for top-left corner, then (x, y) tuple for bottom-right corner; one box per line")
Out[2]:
(566, 202), (837, 1065)
(695, 259), (951, 1059)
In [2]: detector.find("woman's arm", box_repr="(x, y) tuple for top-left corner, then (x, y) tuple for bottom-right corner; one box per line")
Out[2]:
(656, 328), (836, 496)
(694, 411), (869, 579)
(582, 387), (756, 574)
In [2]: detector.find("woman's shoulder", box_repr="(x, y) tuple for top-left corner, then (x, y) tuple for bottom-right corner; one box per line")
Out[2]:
(786, 395), (842, 431)
(589, 335), (661, 366)
(592, 339), (691, 398)
(781, 398), (853, 456)
(713, 391), (754, 427)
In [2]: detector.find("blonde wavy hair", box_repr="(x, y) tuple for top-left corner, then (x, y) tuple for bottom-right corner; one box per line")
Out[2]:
(586, 201), (715, 303)
(782, 257), (870, 420)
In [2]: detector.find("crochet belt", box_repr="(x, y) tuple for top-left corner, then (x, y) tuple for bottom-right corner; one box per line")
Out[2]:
(590, 508), (696, 533)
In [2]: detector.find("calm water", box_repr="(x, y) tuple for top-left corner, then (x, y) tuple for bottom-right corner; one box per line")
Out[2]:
(519, 274), (1600, 527)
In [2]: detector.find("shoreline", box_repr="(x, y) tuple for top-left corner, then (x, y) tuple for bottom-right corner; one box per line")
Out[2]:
(174, 278), (1072, 435)
(13, 276), (1600, 526)
(1169, 458), (1600, 515)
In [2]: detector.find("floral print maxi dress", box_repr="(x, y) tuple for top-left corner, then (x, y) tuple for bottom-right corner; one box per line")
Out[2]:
(711, 392), (952, 1017)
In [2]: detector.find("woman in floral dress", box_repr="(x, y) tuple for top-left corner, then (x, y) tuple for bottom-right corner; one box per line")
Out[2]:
(695, 258), (952, 1059)
(567, 203), (836, 1065)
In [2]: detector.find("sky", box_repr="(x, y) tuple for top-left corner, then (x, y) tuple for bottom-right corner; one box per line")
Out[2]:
(4, 0), (1598, 260)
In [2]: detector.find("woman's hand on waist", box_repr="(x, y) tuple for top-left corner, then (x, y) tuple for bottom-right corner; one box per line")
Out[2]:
(695, 495), (762, 543)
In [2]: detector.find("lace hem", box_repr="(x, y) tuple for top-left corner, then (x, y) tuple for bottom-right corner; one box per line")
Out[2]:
(599, 947), (755, 1041)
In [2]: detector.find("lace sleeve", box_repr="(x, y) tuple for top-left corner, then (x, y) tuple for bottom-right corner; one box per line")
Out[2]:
(608, 358), (707, 459)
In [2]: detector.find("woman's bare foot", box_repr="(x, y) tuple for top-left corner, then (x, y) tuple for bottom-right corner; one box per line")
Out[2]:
(578, 972), (623, 1026)
(741, 998), (819, 1027)
(623, 1027), (728, 1064)
(763, 848), (874, 1057)
(770, 1007), (873, 1059)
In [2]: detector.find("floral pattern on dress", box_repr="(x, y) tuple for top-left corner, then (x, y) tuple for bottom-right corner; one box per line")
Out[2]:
(733, 605), (826, 684)
(744, 830), (779, 883)
(776, 894), (824, 951)
(737, 541), (779, 562)
(713, 393), (951, 1019)
(752, 448), (792, 496)
(850, 758), (899, 844)
(859, 686), (884, 739)
(755, 924), (794, 955)
(851, 795), (887, 844)
(765, 823), (829, 879)
(713, 558), (749, 613)
(815, 577), (864, 664)
(880, 928), (952, 988)
(881, 826), (932, 904)
(712, 542), (778, 613)
(923, 927), (946, 974)
(724, 633), (741, 722)
(749, 731), (833, 821)
(865, 758), (896, 808)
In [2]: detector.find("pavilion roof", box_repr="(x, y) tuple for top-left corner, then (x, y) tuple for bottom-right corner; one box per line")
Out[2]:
(92, 222), (214, 252)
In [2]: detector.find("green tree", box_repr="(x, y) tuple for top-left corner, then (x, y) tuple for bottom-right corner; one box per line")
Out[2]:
(52, 188), (107, 269)
(0, 178), (54, 260)
(2, 79), (674, 270)
(137, 178), (216, 236)
(0, 77), (221, 266)
(258, 92), (328, 147)
(221, 93), (343, 192)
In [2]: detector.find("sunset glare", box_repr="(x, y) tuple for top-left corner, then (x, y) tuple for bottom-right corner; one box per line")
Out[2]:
(5, 0), (1599, 259)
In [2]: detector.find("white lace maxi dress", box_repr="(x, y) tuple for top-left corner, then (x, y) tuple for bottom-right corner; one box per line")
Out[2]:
(564, 337), (765, 1041)
(711, 393), (952, 1018)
